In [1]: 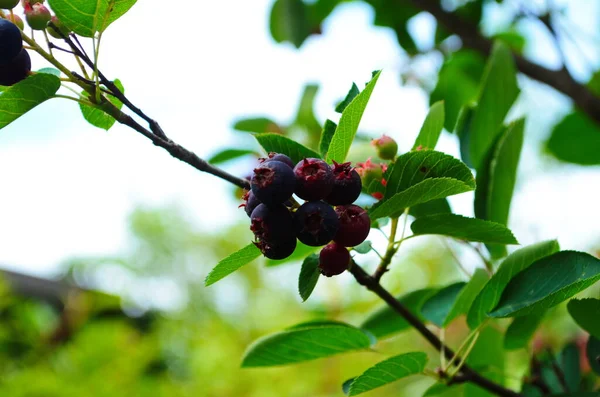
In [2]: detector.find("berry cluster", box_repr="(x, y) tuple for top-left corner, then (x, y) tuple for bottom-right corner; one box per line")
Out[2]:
(242, 153), (371, 277)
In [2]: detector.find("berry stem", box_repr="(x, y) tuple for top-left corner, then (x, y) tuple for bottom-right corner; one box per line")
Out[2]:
(372, 208), (409, 282)
(348, 262), (521, 397)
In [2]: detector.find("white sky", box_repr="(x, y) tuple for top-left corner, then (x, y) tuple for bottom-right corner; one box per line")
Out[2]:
(0, 0), (599, 277)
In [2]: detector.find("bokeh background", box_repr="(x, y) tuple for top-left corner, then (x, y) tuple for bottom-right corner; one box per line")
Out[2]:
(0, 0), (599, 396)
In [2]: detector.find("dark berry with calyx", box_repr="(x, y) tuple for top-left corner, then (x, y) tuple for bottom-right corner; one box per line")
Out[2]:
(325, 161), (362, 205)
(294, 201), (339, 246)
(24, 3), (51, 30)
(0, 48), (30, 86)
(334, 204), (371, 247)
(240, 190), (260, 217)
(251, 160), (295, 207)
(319, 242), (350, 277)
(250, 204), (297, 260)
(0, 19), (23, 66)
(293, 158), (334, 201)
(260, 152), (294, 169)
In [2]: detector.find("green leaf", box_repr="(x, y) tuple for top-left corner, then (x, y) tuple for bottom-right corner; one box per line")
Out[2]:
(423, 383), (460, 396)
(369, 178), (474, 220)
(208, 149), (257, 165)
(319, 119), (337, 157)
(503, 312), (545, 350)
(353, 240), (372, 254)
(0, 73), (61, 130)
(493, 30), (526, 54)
(431, 50), (485, 131)
(205, 244), (261, 286)
(48, 0), (137, 37)
(467, 240), (560, 329)
(558, 343), (581, 392)
(254, 133), (321, 164)
(233, 117), (281, 134)
(342, 378), (355, 395)
(241, 322), (373, 367)
(567, 298), (600, 339)
(361, 288), (437, 339)
(468, 41), (520, 169)
(79, 79), (124, 131)
(409, 198), (451, 219)
(444, 269), (489, 326)
(546, 112), (600, 165)
(269, 0), (311, 48)
(410, 214), (519, 245)
(412, 101), (445, 150)
(346, 352), (428, 396)
(475, 118), (525, 258)
(298, 254), (320, 302)
(295, 84), (321, 134)
(37, 67), (61, 77)
(465, 326), (505, 397)
(336, 83), (360, 113)
(456, 104), (477, 167)
(421, 282), (467, 327)
(586, 336), (600, 375)
(489, 251), (600, 318)
(327, 71), (382, 163)
(384, 151), (475, 201)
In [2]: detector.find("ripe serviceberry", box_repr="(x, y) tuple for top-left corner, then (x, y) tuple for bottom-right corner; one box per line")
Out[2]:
(319, 242), (350, 277)
(334, 205), (371, 247)
(294, 201), (339, 246)
(260, 152), (294, 169)
(24, 3), (51, 30)
(250, 204), (297, 259)
(251, 160), (295, 207)
(0, 19), (22, 66)
(372, 135), (398, 160)
(0, 0), (19, 9)
(240, 190), (260, 217)
(293, 158), (334, 201)
(325, 161), (361, 206)
(0, 48), (30, 86)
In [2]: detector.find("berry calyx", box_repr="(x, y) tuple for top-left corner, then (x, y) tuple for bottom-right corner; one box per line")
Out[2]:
(24, 3), (51, 31)
(325, 161), (362, 206)
(0, 0), (19, 9)
(333, 205), (371, 247)
(294, 201), (339, 246)
(240, 190), (260, 217)
(260, 152), (294, 169)
(0, 48), (30, 86)
(251, 160), (295, 207)
(319, 242), (350, 277)
(250, 204), (297, 260)
(372, 134), (398, 160)
(293, 158), (334, 201)
(0, 19), (23, 66)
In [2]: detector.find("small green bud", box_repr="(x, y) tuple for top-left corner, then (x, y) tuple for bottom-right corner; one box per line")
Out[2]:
(371, 134), (398, 160)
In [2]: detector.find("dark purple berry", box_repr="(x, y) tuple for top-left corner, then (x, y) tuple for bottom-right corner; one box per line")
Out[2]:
(251, 160), (295, 207)
(0, 19), (23, 66)
(260, 152), (294, 169)
(294, 201), (339, 246)
(293, 158), (334, 201)
(334, 205), (371, 247)
(325, 161), (362, 205)
(250, 204), (297, 260)
(0, 48), (30, 86)
(319, 242), (350, 277)
(240, 190), (260, 217)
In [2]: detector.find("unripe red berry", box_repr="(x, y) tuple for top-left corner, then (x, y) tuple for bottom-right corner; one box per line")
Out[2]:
(355, 158), (387, 199)
(293, 158), (334, 201)
(319, 242), (350, 277)
(5, 13), (24, 30)
(0, 48), (30, 86)
(371, 134), (398, 160)
(251, 160), (295, 207)
(325, 161), (362, 206)
(47, 15), (69, 39)
(294, 201), (339, 246)
(0, 0), (19, 9)
(25, 3), (50, 31)
(334, 205), (371, 247)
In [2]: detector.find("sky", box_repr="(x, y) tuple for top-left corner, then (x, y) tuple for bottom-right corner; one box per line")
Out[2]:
(0, 0), (599, 280)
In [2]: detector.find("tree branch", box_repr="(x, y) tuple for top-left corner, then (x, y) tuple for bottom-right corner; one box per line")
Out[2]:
(407, 0), (600, 124)
(349, 262), (521, 397)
